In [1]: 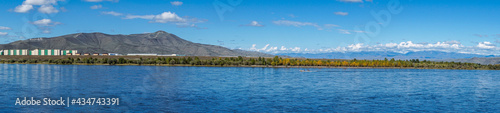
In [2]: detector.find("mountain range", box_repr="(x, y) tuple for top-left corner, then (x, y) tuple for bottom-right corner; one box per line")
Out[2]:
(277, 51), (498, 60)
(0, 31), (273, 57)
(438, 57), (500, 65)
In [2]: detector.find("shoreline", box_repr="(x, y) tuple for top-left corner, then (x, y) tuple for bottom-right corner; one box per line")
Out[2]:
(1, 56), (498, 70)
(0, 62), (494, 70)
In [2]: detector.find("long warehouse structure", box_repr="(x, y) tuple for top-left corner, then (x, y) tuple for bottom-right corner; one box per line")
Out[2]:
(0, 49), (78, 56)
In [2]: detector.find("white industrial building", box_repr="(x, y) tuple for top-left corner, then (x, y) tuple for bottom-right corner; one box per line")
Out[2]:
(158, 54), (180, 56)
(1, 49), (28, 55)
(0, 49), (78, 56)
(127, 53), (158, 56)
(0, 49), (182, 56)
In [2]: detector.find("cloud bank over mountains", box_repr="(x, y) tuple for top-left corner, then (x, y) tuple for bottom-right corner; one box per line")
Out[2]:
(249, 41), (500, 55)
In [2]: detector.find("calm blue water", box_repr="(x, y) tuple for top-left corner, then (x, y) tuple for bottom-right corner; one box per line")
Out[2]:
(0, 64), (499, 112)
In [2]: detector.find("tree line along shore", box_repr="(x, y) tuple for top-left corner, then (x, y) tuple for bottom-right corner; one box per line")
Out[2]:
(0, 56), (499, 70)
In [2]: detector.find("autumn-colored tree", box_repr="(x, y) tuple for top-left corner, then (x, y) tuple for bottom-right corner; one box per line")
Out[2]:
(362, 62), (368, 67)
(284, 58), (290, 66)
(305, 60), (311, 66)
(335, 61), (341, 66)
(316, 60), (323, 66)
(342, 61), (349, 66)
(350, 61), (359, 67)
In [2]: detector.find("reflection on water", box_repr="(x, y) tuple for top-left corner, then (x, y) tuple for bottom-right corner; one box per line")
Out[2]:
(0, 64), (499, 112)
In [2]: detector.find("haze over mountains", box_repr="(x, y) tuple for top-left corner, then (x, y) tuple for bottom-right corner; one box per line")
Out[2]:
(277, 51), (497, 60)
(276, 51), (500, 64)
(0, 31), (273, 57)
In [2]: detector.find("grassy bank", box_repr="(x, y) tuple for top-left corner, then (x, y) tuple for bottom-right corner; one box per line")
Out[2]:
(1, 56), (499, 70)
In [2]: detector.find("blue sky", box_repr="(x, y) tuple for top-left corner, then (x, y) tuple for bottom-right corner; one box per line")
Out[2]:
(1, 0), (499, 55)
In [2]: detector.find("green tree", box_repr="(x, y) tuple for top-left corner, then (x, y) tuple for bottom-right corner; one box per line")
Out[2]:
(169, 59), (176, 65)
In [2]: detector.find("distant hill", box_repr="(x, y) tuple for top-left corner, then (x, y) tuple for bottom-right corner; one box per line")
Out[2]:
(0, 31), (274, 57)
(439, 57), (500, 65)
(277, 51), (496, 60)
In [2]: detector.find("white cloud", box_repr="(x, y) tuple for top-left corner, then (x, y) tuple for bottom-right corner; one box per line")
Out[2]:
(0, 32), (7, 36)
(384, 43), (398, 48)
(90, 5), (102, 9)
(250, 44), (270, 51)
(13, 0), (62, 13)
(251, 44), (302, 53)
(31, 19), (60, 34)
(334, 12), (349, 16)
(24, 0), (57, 5)
(176, 23), (197, 28)
(14, 4), (34, 13)
(101, 11), (123, 16)
(338, 29), (351, 34)
(33, 19), (52, 26)
(248, 41), (500, 55)
(273, 20), (318, 27)
(124, 14), (154, 19)
(243, 21), (264, 27)
(477, 41), (495, 49)
(130, 12), (205, 25)
(273, 20), (339, 30)
(249, 21), (263, 26)
(38, 5), (59, 14)
(0, 26), (12, 30)
(337, 29), (364, 34)
(443, 40), (461, 45)
(338, 0), (363, 3)
(152, 12), (186, 23)
(123, 12), (186, 23)
(170, 1), (183, 6)
(125, 14), (154, 19)
(84, 0), (119, 2)
(113, 11), (205, 28)
(42, 29), (51, 34)
(32, 19), (61, 26)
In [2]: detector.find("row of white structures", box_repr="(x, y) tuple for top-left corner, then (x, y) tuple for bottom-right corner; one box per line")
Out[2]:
(1, 49), (78, 56)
